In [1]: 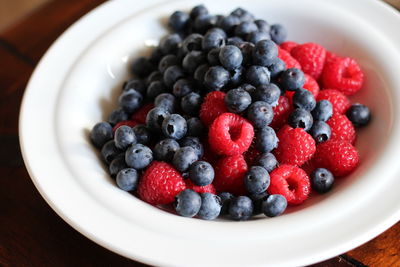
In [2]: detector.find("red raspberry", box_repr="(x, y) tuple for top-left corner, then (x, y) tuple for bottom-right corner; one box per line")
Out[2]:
(200, 91), (228, 126)
(321, 57), (364, 96)
(280, 41), (298, 53)
(327, 114), (356, 144)
(291, 42), (326, 80)
(137, 161), (186, 205)
(185, 180), (216, 194)
(243, 141), (261, 166)
(325, 50), (339, 65)
(270, 96), (292, 130)
(112, 120), (138, 133)
(313, 140), (359, 177)
(208, 113), (254, 156)
(213, 154), (248, 195)
(278, 47), (301, 69)
(317, 89), (350, 114)
(268, 164), (311, 205)
(274, 125), (316, 166)
(285, 73), (320, 103)
(131, 103), (154, 124)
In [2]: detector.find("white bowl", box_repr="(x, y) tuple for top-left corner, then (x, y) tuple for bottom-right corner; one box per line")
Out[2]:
(19, 0), (400, 266)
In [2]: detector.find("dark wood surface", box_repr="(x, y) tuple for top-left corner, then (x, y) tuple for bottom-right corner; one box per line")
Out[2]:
(0, 0), (398, 266)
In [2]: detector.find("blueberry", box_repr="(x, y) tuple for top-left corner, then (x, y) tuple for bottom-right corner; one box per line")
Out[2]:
(147, 71), (163, 86)
(247, 101), (273, 128)
(288, 108), (313, 131)
(252, 39), (278, 67)
(146, 107), (170, 132)
(194, 64), (209, 82)
(246, 30), (270, 44)
(125, 143), (153, 169)
(230, 7), (255, 22)
(229, 66), (244, 87)
(246, 65), (270, 87)
(114, 125), (137, 150)
(186, 117), (205, 137)
(172, 146), (199, 172)
(238, 83), (256, 97)
(312, 100), (333, 122)
(133, 125), (151, 145)
(224, 88), (252, 113)
(257, 153), (278, 172)
(109, 153), (127, 177)
(158, 54), (179, 73)
(149, 47), (163, 65)
(310, 121), (331, 144)
(207, 48), (221, 66)
(180, 137), (204, 158)
(154, 138), (180, 161)
(190, 4), (209, 20)
(268, 58), (286, 79)
(159, 33), (182, 54)
(154, 93), (177, 113)
(101, 140), (121, 164)
(194, 14), (218, 34)
(262, 194), (287, 217)
(346, 103), (371, 128)
(311, 168), (335, 193)
(279, 68), (305, 91)
(198, 193), (222, 220)
(181, 92), (202, 116)
(206, 27), (227, 39)
(168, 11), (189, 32)
(293, 88), (316, 111)
(162, 114), (187, 140)
(147, 81), (167, 100)
(218, 45), (243, 71)
(226, 36), (244, 46)
(163, 65), (185, 88)
(174, 189), (202, 217)
(182, 51), (206, 74)
(253, 83), (281, 106)
(123, 79), (146, 95)
(219, 192), (234, 215)
(234, 21), (258, 38)
(255, 126), (278, 153)
(204, 66), (230, 91)
(250, 192), (268, 215)
(237, 42), (254, 66)
(270, 24), (287, 44)
(217, 15), (240, 34)
(229, 196), (254, 221)
(116, 168), (139, 191)
(173, 79), (195, 98)
(90, 122), (113, 148)
(202, 31), (225, 52)
(254, 19), (270, 32)
(119, 90), (143, 113)
(131, 57), (153, 78)
(182, 33), (204, 53)
(189, 161), (214, 186)
(244, 166), (270, 195)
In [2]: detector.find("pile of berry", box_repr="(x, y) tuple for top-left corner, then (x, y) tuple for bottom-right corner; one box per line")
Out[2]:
(90, 5), (371, 221)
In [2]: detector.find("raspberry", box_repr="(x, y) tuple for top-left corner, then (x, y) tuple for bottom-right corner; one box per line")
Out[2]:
(270, 96), (292, 130)
(321, 57), (364, 96)
(291, 42), (326, 80)
(278, 47), (301, 69)
(131, 103), (154, 124)
(327, 114), (356, 143)
(200, 91), (228, 126)
(268, 164), (311, 205)
(243, 141), (261, 166)
(137, 161), (186, 205)
(280, 41), (298, 53)
(208, 113), (254, 156)
(185, 180), (216, 194)
(213, 154), (248, 195)
(313, 140), (359, 177)
(325, 50), (339, 65)
(112, 120), (138, 133)
(317, 89), (350, 114)
(274, 125), (316, 166)
(285, 73), (320, 103)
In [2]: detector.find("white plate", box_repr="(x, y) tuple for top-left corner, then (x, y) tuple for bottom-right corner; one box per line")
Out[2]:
(19, 0), (400, 266)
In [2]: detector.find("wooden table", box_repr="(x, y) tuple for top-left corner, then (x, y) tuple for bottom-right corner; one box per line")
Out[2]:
(0, 1), (398, 266)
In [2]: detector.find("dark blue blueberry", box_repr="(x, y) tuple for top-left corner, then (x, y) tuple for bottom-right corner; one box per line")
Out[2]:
(253, 83), (281, 106)
(131, 57), (154, 78)
(162, 114), (187, 140)
(194, 64), (209, 83)
(246, 30), (270, 44)
(279, 68), (305, 91)
(186, 117), (205, 137)
(190, 4), (209, 20)
(154, 93), (177, 113)
(158, 54), (179, 73)
(252, 39), (278, 67)
(312, 100), (333, 122)
(174, 189), (202, 217)
(207, 48), (221, 66)
(293, 88), (316, 111)
(244, 166), (270, 195)
(268, 58), (286, 79)
(229, 66), (244, 87)
(234, 21), (258, 38)
(180, 137), (204, 158)
(154, 138), (180, 161)
(168, 11), (189, 32)
(256, 126), (278, 153)
(133, 124), (151, 145)
(226, 36), (244, 46)
(182, 33), (204, 53)
(109, 153), (127, 177)
(229, 196), (254, 221)
(310, 121), (331, 144)
(172, 146), (199, 172)
(346, 103), (371, 128)
(257, 153), (278, 172)
(182, 51), (206, 74)
(194, 14), (218, 34)
(246, 65), (270, 87)
(237, 42), (254, 66)
(206, 27), (227, 39)
(181, 92), (202, 116)
(288, 108), (313, 131)
(311, 168), (335, 193)
(198, 193), (222, 220)
(101, 140), (121, 164)
(238, 83), (256, 97)
(189, 161), (214, 186)
(250, 192), (268, 215)
(219, 45), (243, 71)
(254, 19), (270, 32)
(149, 47), (163, 65)
(114, 125), (136, 150)
(173, 78), (195, 98)
(224, 88), (252, 113)
(202, 31), (225, 52)
(247, 101), (273, 128)
(146, 71), (163, 86)
(90, 122), (113, 148)
(204, 66), (230, 91)
(219, 192), (234, 215)
(163, 65), (185, 88)
(123, 79), (146, 95)
(217, 15), (240, 34)
(159, 33), (182, 55)
(146, 81), (166, 100)
(119, 89), (143, 113)
(230, 7), (254, 22)
(116, 168), (138, 191)
(262, 194), (287, 217)
(270, 24), (287, 44)
(125, 143), (153, 169)
(146, 107), (170, 132)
